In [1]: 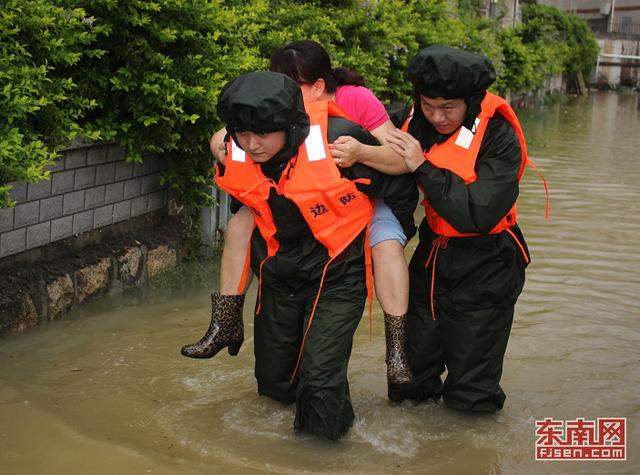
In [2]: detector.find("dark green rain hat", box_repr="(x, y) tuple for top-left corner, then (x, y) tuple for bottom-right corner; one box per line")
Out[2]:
(217, 71), (310, 135)
(408, 45), (496, 99)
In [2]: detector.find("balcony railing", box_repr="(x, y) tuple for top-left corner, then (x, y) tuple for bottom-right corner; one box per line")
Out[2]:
(587, 18), (640, 36)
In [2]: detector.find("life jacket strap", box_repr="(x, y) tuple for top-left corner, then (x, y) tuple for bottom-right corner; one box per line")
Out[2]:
(525, 157), (550, 219)
(239, 176), (273, 198)
(424, 235), (449, 321)
(505, 227), (530, 264)
(287, 228), (373, 384)
(255, 256), (270, 316)
(364, 224), (373, 340)
(289, 256), (335, 384)
(354, 177), (372, 186)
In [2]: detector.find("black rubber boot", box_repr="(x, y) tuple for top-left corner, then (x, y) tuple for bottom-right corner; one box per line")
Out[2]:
(181, 293), (244, 358)
(384, 312), (414, 385)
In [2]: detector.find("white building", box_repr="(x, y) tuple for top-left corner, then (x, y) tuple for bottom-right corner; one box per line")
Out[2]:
(538, 0), (640, 35)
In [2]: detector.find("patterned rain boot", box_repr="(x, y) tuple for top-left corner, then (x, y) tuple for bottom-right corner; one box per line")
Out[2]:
(384, 312), (414, 385)
(180, 292), (244, 358)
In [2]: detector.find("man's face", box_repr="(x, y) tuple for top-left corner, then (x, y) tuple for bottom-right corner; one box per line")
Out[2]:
(419, 96), (467, 135)
(235, 130), (286, 163)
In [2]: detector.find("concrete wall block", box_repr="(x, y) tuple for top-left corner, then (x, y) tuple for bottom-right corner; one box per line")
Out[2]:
(153, 173), (167, 192)
(39, 195), (63, 221)
(95, 163), (116, 185)
(0, 228), (26, 257)
(14, 201), (40, 228)
(51, 215), (73, 241)
(123, 177), (142, 199)
(65, 148), (87, 169)
(85, 185), (106, 209)
(113, 200), (131, 223)
(142, 174), (166, 194)
(27, 180), (52, 201)
(93, 204), (114, 228)
(26, 222), (51, 249)
(140, 175), (152, 194)
(0, 208), (14, 233)
(86, 146), (107, 166)
(8, 182), (27, 204)
(72, 210), (94, 235)
(141, 153), (155, 163)
(105, 182), (124, 204)
(148, 190), (167, 212)
(107, 145), (126, 162)
(132, 160), (152, 177)
(74, 167), (96, 190)
(63, 190), (85, 216)
(150, 155), (168, 173)
(131, 195), (149, 217)
(115, 161), (134, 181)
(51, 170), (75, 195)
(44, 156), (65, 173)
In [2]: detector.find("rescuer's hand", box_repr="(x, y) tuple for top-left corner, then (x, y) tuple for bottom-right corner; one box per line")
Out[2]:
(386, 128), (424, 173)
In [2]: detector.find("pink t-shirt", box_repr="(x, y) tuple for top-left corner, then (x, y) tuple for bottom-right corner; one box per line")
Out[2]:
(334, 85), (389, 132)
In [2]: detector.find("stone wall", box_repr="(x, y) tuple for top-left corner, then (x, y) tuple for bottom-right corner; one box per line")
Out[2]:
(0, 143), (168, 259)
(0, 142), (182, 337)
(0, 222), (182, 337)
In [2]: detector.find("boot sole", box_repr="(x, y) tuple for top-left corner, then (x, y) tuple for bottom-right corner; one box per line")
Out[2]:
(180, 341), (243, 359)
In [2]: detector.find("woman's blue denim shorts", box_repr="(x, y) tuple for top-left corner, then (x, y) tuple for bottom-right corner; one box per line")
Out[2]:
(370, 199), (407, 247)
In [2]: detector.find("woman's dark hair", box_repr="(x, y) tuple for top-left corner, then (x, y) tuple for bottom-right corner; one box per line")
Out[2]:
(269, 40), (365, 92)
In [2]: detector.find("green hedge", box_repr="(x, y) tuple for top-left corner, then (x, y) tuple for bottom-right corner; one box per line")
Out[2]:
(1, 0), (598, 213)
(0, 1), (101, 207)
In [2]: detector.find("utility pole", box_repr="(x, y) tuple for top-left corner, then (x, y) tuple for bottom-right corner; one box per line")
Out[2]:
(608, 0), (616, 33)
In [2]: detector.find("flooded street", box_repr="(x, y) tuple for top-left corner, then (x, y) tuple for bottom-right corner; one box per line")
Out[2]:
(1, 92), (639, 474)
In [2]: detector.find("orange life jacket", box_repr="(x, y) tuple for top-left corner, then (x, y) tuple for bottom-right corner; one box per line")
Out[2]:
(215, 100), (373, 258)
(402, 92), (548, 237)
(422, 92), (525, 236)
(215, 100), (374, 382)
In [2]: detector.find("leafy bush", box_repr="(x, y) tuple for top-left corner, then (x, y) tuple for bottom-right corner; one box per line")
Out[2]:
(513, 3), (599, 88)
(63, 0), (264, 210)
(0, 0), (101, 207)
(0, 0), (599, 217)
(494, 28), (551, 93)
